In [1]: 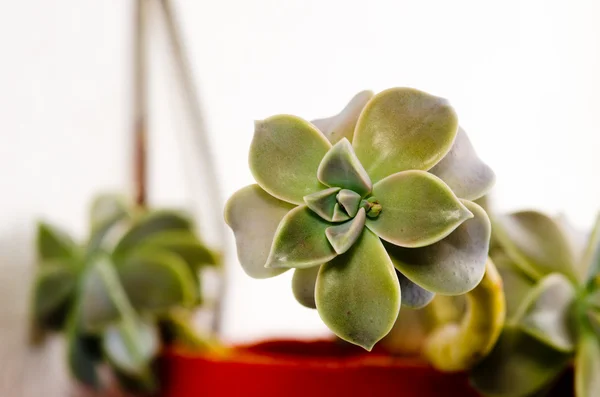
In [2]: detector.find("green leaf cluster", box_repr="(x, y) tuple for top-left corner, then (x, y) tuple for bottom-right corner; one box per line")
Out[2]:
(31, 194), (218, 393)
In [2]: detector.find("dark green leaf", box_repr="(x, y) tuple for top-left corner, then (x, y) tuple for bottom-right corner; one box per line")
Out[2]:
(37, 221), (77, 262)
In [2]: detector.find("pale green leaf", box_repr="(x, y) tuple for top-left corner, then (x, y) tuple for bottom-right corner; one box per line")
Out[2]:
(137, 230), (217, 268)
(353, 87), (458, 183)
(292, 266), (320, 309)
(576, 330), (600, 397)
(337, 189), (361, 217)
(317, 138), (372, 197)
(397, 271), (435, 309)
(266, 206), (336, 269)
(315, 229), (400, 350)
(582, 213), (600, 285)
(493, 251), (536, 321)
(250, 115), (330, 205)
(325, 208), (366, 255)
(367, 170), (472, 248)
(332, 203), (350, 222)
(103, 319), (159, 376)
(225, 185), (293, 278)
(303, 187), (341, 222)
(89, 193), (130, 230)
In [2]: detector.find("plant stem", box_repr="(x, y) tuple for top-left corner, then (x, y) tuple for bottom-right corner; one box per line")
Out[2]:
(424, 258), (506, 372)
(133, 0), (148, 209)
(158, 0), (227, 336)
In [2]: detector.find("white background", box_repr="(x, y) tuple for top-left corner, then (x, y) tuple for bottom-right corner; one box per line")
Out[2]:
(1, 0), (600, 348)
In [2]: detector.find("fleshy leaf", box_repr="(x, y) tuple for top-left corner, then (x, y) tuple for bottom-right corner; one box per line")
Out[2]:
(292, 266), (320, 309)
(250, 115), (330, 204)
(494, 211), (579, 282)
(67, 317), (100, 389)
(332, 204), (350, 222)
(430, 127), (495, 200)
(266, 206), (337, 269)
(311, 90), (374, 144)
(493, 251), (536, 321)
(367, 170), (473, 248)
(33, 264), (77, 329)
(80, 257), (122, 331)
(582, 213), (600, 284)
(513, 273), (576, 352)
(103, 319), (159, 376)
(225, 185), (294, 278)
(317, 138), (372, 197)
(325, 208), (366, 254)
(303, 187), (341, 222)
(90, 193), (130, 230)
(137, 230), (217, 268)
(470, 326), (571, 397)
(397, 271), (435, 309)
(315, 229), (400, 350)
(113, 210), (193, 257)
(337, 189), (361, 217)
(117, 249), (196, 313)
(353, 87), (459, 183)
(555, 213), (588, 281)
(37, 221), (77, 262)
(576, 329), (600, 397)
(385, 200), (489, 295)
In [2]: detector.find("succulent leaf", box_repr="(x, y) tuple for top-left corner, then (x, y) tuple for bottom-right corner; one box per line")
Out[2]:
(513, 273), (576, 352)
(103, 319), (159, 376)
(470, 326), (571, 397)
(66, 308), (100, 389)
(117, 249), (196, 313)
(292, 266), (320, 309)
(315, 229), (400, 350)
(493, 251), (536, 321)
(325, 208), (366, 255)
(396, 271), (435, 309)
(332, 203), (351, 222)
(352, 87), (459, 183)
(137, 230), (217, 269)
(266, 206), (337, 269)
(90, 194), (130, 230)
(225, 185), (293, 278)
(37, 221), (77, 263)
(582, 213), (600, 285)
(33, 264), (77, 329)
(430, 127), (495, 200)
(311, 90), (374, 144)
(336, 189), (361, 217)
(494, 211), (579, 282)
(367, 170), (473, 248)
(79, 257), (122, 331)
(113, 210), (193, 257)
(303, 187), (341, 222)
(385, 200), (489, 295)
(250, 115), (330, 205)
(317, 138), (372, 197)
(576, 329), (600, 397)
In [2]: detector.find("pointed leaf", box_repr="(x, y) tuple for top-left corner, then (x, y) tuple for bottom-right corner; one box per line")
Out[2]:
(311, 90), (373, 144)
(266, 206), (337, 269)
(576, 330), (600, 397)
(317, 138), (372, 196)
(225, 185), (294, 278)
(325, 208), (366, 254)
(89, 193), (130, 230)
(37, 221), (77, 262)
(367, 170), (473, 248)
(514, 273), (576, 352)
(337, 189), (361, 217)
(79, 257), (122, 331)
(353, 87), (459, 183)
(117, 249), (196, 313)
(332, 203), (350, 222)
(113, 210), (193, 257)
(103, 319), (159, 376)
(32, 264), (77, 329)
(397, 271), (435, 309)
(250, 115), (330, 204)
(582, 213), (600, 284)
(303, 187), (341, 222)
(385, 200), (489, 295)
(470, 326), (571, 397)
(292, 266), (320, 309)
(315, 229), (400, 350)
(137, 230), (218, 268)
(493, 251), (536, 321)
(87, 195), (131, 254)
(430, 127), (495, 200)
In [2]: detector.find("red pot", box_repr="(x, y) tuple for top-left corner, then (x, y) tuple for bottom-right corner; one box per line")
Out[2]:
(160, 339), (482, 397)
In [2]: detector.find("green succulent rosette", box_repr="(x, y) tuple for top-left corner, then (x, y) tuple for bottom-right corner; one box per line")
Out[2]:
(31, 194), (219, 392)
(225, 88), (495, 350)
(471, 210), (600, 397)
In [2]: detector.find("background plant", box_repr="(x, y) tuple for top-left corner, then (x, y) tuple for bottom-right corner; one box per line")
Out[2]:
(31, 194), (219, 393)
(470, 208), (600, 397)
(225, 88), (499, 351)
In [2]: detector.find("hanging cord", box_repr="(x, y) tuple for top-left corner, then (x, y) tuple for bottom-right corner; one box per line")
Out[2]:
(157, 0), (228, 336)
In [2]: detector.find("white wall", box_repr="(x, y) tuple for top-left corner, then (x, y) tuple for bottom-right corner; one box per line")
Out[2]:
(1, 0), (600, 349)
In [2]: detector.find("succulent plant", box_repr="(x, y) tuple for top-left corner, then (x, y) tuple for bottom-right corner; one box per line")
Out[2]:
(225, 87), (496, 350)
(470, 210), (600, 397)
(31, 194), (219, 393)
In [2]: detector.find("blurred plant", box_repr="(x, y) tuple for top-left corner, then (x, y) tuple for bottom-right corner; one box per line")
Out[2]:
(225, 87), (499, 351)
(470, 210), (600, 397)
(31, 194), (219, 394)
